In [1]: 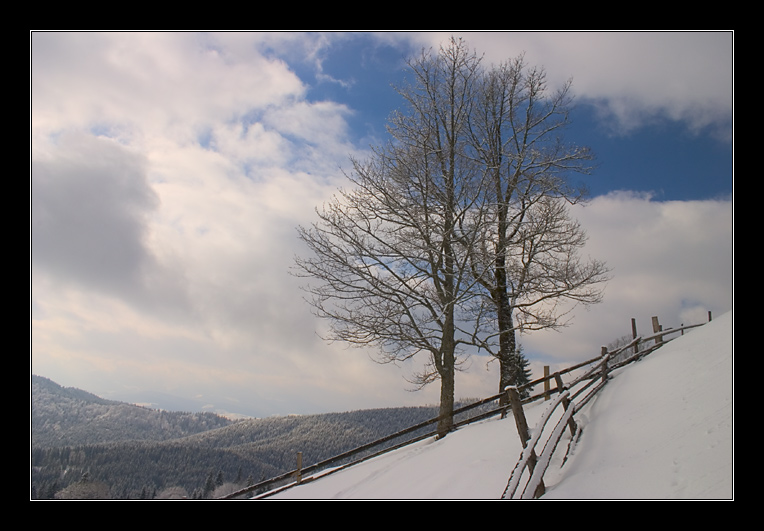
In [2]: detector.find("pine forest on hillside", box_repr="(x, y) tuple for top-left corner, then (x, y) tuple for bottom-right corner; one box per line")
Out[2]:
(31, 375), (485, 499)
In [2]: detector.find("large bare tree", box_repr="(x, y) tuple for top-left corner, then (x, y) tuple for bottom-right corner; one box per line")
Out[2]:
(295, 39), (489, 436)
(467, 55), (610, 397)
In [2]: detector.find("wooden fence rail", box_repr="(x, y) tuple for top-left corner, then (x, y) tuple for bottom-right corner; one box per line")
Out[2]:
(223, 312), (711, 500)
(222, 392), (510, 499)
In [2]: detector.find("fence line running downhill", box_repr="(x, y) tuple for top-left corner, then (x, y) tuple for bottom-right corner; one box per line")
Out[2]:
(222, 312), (713, 500)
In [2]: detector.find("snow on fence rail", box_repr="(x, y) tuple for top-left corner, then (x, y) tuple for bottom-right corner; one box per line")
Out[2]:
(222, 312), (712, 500)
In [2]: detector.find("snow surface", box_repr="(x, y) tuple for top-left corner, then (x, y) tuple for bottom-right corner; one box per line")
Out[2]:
(269, 311), (733, 500)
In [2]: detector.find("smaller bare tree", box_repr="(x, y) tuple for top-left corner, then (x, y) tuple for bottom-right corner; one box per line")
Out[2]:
(467, 54), (610, 397)
(294, 39), (489, 436)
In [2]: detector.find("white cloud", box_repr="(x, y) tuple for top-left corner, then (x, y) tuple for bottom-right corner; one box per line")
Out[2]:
(520, 191), (733, 366)
(412, 31), (732, 138)
(32, 33), (306, 137)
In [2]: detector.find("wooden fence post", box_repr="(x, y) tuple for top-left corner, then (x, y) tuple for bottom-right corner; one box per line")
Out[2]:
(500, 388), (509, 419)
(295, 452), (303, 484)
(631, 318), (641, 353)
(554, 373), (578, 437)
(601, 346), (610, 382)
(652, 316), (663, 346)
(506, 387), (545, 498)
(544, 366), (550, 401)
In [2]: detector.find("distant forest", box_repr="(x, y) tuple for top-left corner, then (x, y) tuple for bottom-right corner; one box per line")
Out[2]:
(31, 375), (481, 499)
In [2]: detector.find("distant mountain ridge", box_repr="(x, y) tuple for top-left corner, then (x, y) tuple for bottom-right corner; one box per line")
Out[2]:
(31, 374), (234, 448)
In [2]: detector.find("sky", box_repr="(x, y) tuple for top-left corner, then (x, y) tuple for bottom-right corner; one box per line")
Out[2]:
(30, 31), (734, 419)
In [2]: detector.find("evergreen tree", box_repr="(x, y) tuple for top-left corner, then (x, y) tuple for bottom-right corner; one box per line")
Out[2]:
(203, 472), (216, 499)
(510, 344), (533, 398)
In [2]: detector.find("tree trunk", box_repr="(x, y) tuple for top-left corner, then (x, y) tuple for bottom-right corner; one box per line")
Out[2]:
(493, 208), (519, 402)
(495, 277), (519, 405)
(437, 354), (455, 437)
(496, 293), (518, 396)
(436, 286), (457, 437)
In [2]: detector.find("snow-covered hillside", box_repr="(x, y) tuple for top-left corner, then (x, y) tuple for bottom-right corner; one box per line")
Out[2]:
(269, 311), (733, 500)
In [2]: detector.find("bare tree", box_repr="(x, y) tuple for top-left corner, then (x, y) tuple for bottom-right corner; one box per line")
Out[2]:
(294, 39), (609, 434)
(467, 55), (610, 397)
(295, 39), (488, 436)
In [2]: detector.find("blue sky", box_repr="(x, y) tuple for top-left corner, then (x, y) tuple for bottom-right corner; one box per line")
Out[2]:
(31, 31), (733, 418)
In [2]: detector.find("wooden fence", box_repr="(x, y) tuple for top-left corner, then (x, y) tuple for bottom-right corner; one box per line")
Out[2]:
(221, 391), (510, 499)
(222, 312), (712, 500)
(501, 312), (712, 499)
